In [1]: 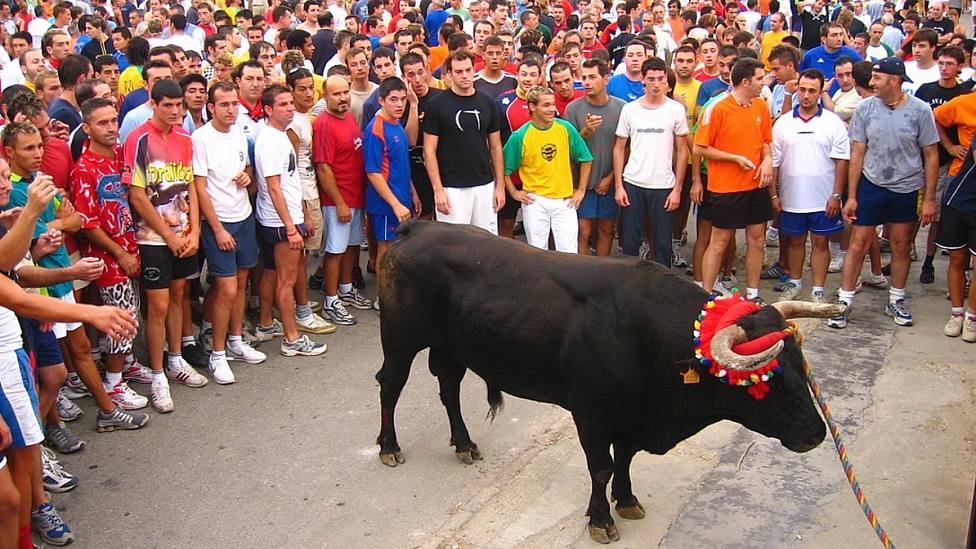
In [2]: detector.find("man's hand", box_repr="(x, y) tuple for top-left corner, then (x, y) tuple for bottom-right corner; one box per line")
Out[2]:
(784, 77), (799, 94)
(664, 189), (681, 212)
(493, 186), (506, 213)
(287, 228), (304, 250)
(412, 190), (423, 216)
(49, 119), (70, 141)
(569, 188), (585, 209)
(118, 251), (140, 276)
(771, 195), (782, 214)
(214, 227), (236, 251)
(825, 196), (841, 218)
(32, 229), (63, 258)
(56, 195), (76, 218)
(756, 157), (773, 187)
(233, 171), (251, 188)
(180, 232), (200, 258)
(336, 203), (352, 223)
(583, 113), (604, 136)
(25, 176), (58, 217)
(920, 198), (937, 226)
(71, 257), (105, 281)
(734, 155), (756, 171)
(165, 233), (188, 255)
(434, 188), (451, 215)
(89, 306), (138, 343)
(0, 207), (22, 229)
(393, 203), (411, 222)
(947, 143), (967, 160)
(615, 185), (630, 207)
(843, 198), (858, 224)
(594, 174), (613, 196)
(513, 190), (534, 204)
(690, 178), (704, 204)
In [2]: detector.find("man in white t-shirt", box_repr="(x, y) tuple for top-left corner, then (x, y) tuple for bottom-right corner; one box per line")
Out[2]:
(193, 82), (267, 384)
(904, 29), (941, 95)
(771, 69), (850, 303)
(254, 85), (328, 357)
(613, 57), (689, 266)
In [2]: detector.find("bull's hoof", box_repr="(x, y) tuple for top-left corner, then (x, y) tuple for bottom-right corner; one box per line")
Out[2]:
(380, 451), (404, 467)
(615, 501), (645, 520)
(588, 523), (620, 544)
(455, 446), (483, 465)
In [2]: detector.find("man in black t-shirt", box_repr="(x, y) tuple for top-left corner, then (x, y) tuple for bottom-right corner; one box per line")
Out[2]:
(796, 0), (829, 51)
(401, 52), (442, 219)
(423, 50), (505, 234)
(921, 2), (954, 41)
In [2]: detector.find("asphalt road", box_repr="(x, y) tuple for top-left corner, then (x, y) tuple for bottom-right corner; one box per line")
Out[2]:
(46, 231), (975, 549)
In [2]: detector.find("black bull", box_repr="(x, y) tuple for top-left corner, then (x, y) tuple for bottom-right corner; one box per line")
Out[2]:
(374, 221), (842, 543)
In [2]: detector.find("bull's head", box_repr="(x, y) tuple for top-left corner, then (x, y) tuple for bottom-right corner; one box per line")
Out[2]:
(709, 301), (846, 453)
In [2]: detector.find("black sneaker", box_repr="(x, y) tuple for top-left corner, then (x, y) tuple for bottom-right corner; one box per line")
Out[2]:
(181, 343), (209, 369)
(881, 263), (891, 276)
(308, 273), (324, 290)
(919, 264), (935, 284)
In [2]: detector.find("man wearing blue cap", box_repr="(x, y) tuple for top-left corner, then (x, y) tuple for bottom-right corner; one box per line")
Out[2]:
(828, 56), (940, 329)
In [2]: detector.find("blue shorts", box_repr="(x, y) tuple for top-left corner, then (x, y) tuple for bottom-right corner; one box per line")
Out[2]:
(322, 206), (364, 254)
(577, 189), (618, 220)
(854, 176), (918, 226)
(201, 215), (259, 277)
(258, 223), (307, 270)
(23, 318), (63, 368)
(0, 349), (43, 448)
(370, 214), (400, 241)
(779, 210), (844, 236)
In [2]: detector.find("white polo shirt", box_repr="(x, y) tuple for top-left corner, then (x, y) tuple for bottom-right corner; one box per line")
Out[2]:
(771, 105), (851, 213)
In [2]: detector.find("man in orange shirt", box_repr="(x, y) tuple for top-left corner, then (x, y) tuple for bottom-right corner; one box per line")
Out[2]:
(693, 57), (774, 300)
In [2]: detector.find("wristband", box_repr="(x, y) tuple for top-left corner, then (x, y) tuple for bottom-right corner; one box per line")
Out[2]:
(770, 195), (779, 199)
(830, 193), (841, 200)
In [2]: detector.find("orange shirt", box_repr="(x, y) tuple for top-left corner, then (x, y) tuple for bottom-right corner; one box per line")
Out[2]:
(429, 45), (449, 71)
(694, 94), (772, 194)
(934, 93), (976, 176)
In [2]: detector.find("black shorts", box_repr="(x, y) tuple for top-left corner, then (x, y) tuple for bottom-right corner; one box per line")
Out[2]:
(710, 187), (774, 230)
(498, 187), (521, 220)
(936, 204), (976, 255)
(139, 245), (199, 290)
(410, 150), (434, 216)
(697, 172), (713, 221)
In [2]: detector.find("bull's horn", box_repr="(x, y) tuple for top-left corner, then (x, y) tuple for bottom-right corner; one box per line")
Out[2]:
(771, 301), (848, 319)
(709, 324), (785, 372)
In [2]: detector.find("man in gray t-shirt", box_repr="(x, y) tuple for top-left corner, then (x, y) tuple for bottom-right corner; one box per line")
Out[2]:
(829, 57), (940, 331)
(564, 60), (626, 256)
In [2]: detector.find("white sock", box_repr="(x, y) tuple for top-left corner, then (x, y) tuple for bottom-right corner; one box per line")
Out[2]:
(201, 320), (212, 332)
(812, 286), (825, 295)
(951, 306), (964, 316)
(746, 287), (759, 299)
(693, 280), (703, 288)
(325, 295), (339, 306)
(227, 335), (243, 352)
(838, 289), (856, 306)
(966, 308), (976, 320)
(181, 336), (195, 348)
(339, 282), (353, 294)
(104, 371), (122, 390)
(210, 350), (226, 362)
(166, 352), (182, 369)
(151, 370), (167, 385)
(789, 278), (802, 289)
(889, 287), (906, 305)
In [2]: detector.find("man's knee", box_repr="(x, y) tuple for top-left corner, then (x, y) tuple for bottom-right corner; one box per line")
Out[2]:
(39, 364), (67, 388)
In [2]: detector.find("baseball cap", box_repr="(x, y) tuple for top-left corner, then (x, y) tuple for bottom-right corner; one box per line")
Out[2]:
(872, 56), (912, 83)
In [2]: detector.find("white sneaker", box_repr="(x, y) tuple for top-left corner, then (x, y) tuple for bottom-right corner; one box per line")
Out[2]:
(208, 355), (236, 385)
(226, 341), (267, 364)
(151, 382), (174, 413)
(963, 317), (976, 343)
(777, 283), (801, 302)
(828, 254), (844, 273)
(765, 227), (779, 247)
(945, 314), (964, 337)
(106, 380), (149, 410)
(295, 312), (337, 334)
(166, 360), (209, 388)
(811, 289), (826, 304)
(281, 334), (328, 356)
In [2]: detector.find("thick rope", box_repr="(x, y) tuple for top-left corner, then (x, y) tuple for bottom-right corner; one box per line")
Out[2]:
(804, 361), (895, 549)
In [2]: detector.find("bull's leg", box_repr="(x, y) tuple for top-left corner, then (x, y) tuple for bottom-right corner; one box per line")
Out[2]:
(375, 351), (417, 467)
(610, 443), (645, 520)
(429, 346), (482, 465)
(575, 417), (618, 544)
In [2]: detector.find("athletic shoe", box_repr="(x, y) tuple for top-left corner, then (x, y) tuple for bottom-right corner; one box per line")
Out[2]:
(777, 283), (801, 301)
(167, 360), (209, 387)
(963, 317), (976, 343)
(254, 319), (285, 342)
(884, 299), (914, 326)
(201, 327), (213, 352)
(881, 263), (891, 276)
(107, 380), (149, 410)
(323, 300), (357, 326)
(181, 343), (209, 369)
(151, 382), (174, 413)
(862, 272), (889, 289)
(310, 300), (322, 314)
(765, 226), (779, 247)
(671, 240), (688, 268)
(281, 335), (328, 357)
(62, 374), (90, 399)
(373, 299), (381, 311)
(680, 228), (688, 246)
(361, 233), (369, 251)
(46, 422), (85, 454)
(638, 240), (651, 261)
(945, 314), (964, 337)
(719, 274), (737, 293)
(226, 341), (267, 364)
(41, 450), (77, 493)
(920, 264), (935, 284)
(208, 355), (236, 385)
(308, 273), (324, 290)
(339, 287), (373, 310)
(296, 312), (337, 334)
(56, 389), (82, 422)
(96, 405), (149, 432)
(828, 254), (844, 273)
(911, 244), (917, 261)
(31, 502), (74, 546)
(122, 359), (153, 384)
(826, 300), (850, 329)
(811, 289), (825, 304)
(879, 237), (891, 253)
(761, 263), (785, 280)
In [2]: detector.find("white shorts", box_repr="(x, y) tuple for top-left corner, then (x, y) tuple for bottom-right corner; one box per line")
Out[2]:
(435, 183), (498, 235)
(0, 349), (43, 449)
(53, 292), (82, 338)
(521, 194), (579, 253)
(321, 206), (365, 254)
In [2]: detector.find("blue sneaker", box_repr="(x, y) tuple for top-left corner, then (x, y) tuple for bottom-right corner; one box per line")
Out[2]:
(41, 448), (78, 493)
(31, 503), (74, 546)
(826, 299), (850, 329)
(884, 299), (914, 326)
(773, 273), (792, 291)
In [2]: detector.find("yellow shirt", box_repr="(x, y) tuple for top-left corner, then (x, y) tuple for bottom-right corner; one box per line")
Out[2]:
(673, 79), (701, 163)
(118, 65), (144, 97)
(760, 30), (789, 69)
(503, 119), (593, 198)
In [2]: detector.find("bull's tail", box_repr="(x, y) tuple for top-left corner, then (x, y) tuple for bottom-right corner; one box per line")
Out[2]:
(486, 384), (504, 422)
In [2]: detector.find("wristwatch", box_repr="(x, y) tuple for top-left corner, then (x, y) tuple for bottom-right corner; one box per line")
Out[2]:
(830, 193), (842, 200)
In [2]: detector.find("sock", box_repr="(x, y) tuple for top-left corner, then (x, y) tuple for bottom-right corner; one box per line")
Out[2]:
(181, 336), (195, 348)
(812, 285), (825, 295)
(105, 371), (122, 389)
(166, 352), (182, 369)
(966, 308), (976, 321)
(19, 525), (31, 549)
(68, 372), (81, 383)
(746, 287), (759, 299)
(951, 306), (964, 316)
(789, 278), (802, 289)
(210, 350), (226, 362)
(829, 241), (840, 256)
(325, 294), (339, 306)
(889, 287), (906, 305)
(838, 289), (856, 306)
(152, 369), (166, 384)
(201, 320), (212, 332)
(227, 335), (243, 352)
(693, 280), (704, 288)
(339, 282), (353, 294)
(296, 303), (312, 319)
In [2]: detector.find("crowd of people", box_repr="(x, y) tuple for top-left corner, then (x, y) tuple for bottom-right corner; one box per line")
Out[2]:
(0, 0), (973, 545)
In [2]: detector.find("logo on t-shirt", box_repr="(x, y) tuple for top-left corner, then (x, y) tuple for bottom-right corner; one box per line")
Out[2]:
(455, 109), (483, 132)
(354, 137), (363, 150)
(541, 143), (557, 161)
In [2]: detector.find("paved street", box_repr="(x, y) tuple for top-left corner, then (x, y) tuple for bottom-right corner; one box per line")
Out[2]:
(49, 236), (974, 549)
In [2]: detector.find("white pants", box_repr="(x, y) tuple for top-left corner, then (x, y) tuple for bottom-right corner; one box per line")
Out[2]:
(436, 183), (498, 235)
(521, 194), (579, 253)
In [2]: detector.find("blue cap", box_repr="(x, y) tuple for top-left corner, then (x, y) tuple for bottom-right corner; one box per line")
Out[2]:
(872, 56), (912, 83)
